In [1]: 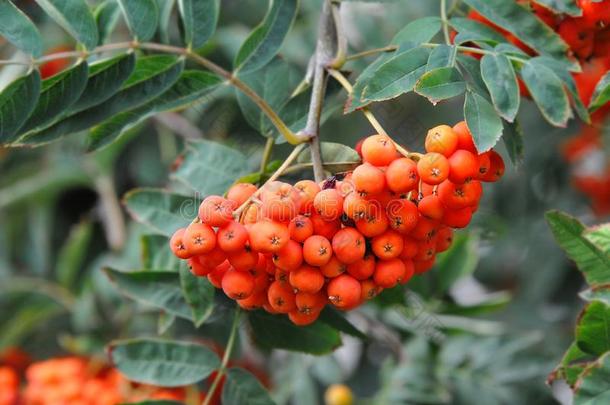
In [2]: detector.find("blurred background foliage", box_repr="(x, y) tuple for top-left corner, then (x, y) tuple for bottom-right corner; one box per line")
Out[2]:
(0, 0), (606, 404)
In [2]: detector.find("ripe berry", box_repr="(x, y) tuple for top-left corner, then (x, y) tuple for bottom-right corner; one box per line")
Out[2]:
(324, 384), (354, 405)
(199, 196), (235, 227)
(360, 279), (382, 300)
(476, 152), (491, 179)
(558, 18), (594, 59)
(343, 193), (370, 219)
(248, 220), (290, 253)
(288, 310), (320, 326)
(386, 158), (419, 193)
(386, 199), (419, 234)
(267, 281), (296, 313)
(414, 258), (435, 274)
(222, 268), (255, 299)
(183, 223), (216, 255)
(227, 244), (258, 271)
(361, 134), (398, 166)
(237, 291), (267, 310)
(320, 255), (348, 278)
(352, 163), (386, 196)
(442, 206), (473, 228)
(294, 180), (321, 214)
(260, 181), (300, 222)
(448, 149), (478, 183)
(314, 189), (344, 220)
(425, 125), (458, 157)
(188, 257), (212, 277)
(399, 236), (419, 259)
(417, 153), (450, 185)
(295, 291), (327, 314)
(355, 209), (389, 237)
(436, 227), (454, 252)
(372, 230), (404, 260)
(418, 195), (444, 220)
(198, 246), (228, 268)
(414, 239), (437, 261)
(217, 221), (248, 252)
(207, 261), (231, 288)
(170, 228), (191, 259)
(332, 228), (366, 264)
(347, 254), (376, 280)
(303, 235), (333, 266)
(580, 0), (610, 29)
(289, 215), (314, 242)
(289, 265), (325, 293)
(272, 240), (304, 271)
(410, 216), (439, 241)
(327, 274), (362, 309)
(400, 259), (415, 284)
(479, 150), (505, 182)
(374, 258), (406, 288)
(226, 183), (257, 207)
(438, 180), (481, 209)
(310, 213), (341, 240)
(452, 121), (477, 153)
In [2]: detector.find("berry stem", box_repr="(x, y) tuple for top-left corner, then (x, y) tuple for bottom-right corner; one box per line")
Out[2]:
(202, 307), (241, 405)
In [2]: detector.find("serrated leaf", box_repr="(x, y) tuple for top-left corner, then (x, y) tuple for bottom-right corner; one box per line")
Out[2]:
(462, 0), (575, 70)
(141, 234), (182, 270)
(179, 265), (214, 327)
(589, 72), (610, 113)
(171, 139), (249, 194)
(463, 91), (503, 152)
(95, 0), (122, 45)
(0, 0), (42, 57)
(249, 311), (341, 354)
(545, 211), (610, 287)
(222, 368), (276, 405)
(552, 342), (590, 387)
(436, 233), (479, 294)
(576, 301), (610, 356)
(362, 47), (430, 102)
(480, 54), (519, 121)
(449, 17), (506, 45)
(297, 142), (360, 164)
(35, 0), (98, 49)
(574, 352), (610, 404)
(0, 70), (41, 144)
(117, 0), (159, 41)
(415, 67), (466, 103)
(503, 120), (524, 166)
(109, 338), (220, 387)
(104, 268), (193, 320)
(87, 70), (221, 151)
(520, 60), (571, 127)
(178, 0), (219, 49)
(24, 56), (183, 145)
(534, 0), (582, 16)
(234, 0), (299, 74)
(19, 62), (89, 135)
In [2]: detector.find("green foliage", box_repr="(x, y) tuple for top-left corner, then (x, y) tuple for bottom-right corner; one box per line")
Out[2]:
(0, 70), (41, 143)
(0, 0), (42, 56)
(480, 54), (519, 122)
(178, 0), (219, 49)
(589, 72), (610, 113)
(222, 368), (277, 405)
(117, 0), (159, 41)
(123, 189), (194, 236)
(35, 0), (99, 49)
(464, 90), (503, 152)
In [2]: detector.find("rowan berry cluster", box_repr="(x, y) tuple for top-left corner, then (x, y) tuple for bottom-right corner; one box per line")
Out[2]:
(170, 122), (504, 326)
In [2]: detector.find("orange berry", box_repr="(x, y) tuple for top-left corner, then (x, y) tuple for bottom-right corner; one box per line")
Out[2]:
(452, 121), (477, 153)
(425, 125), (458, 157)
(227, 244), (258, 271)
(414, 239), (436, 261)
(386, 199), (419, 234)
(410, 216), (439, 241)
(310, 213), (341, 240)
(183, 222), (216, 255)
(580, 0), (610, 29)
(222, 268), (255, 300)
(355, 209), (389, 237)
(418, 195), (444, 220)
(343, 192), (370, 219)
(275, 268), (289, 283)
(360, 279), (382, 300)
(267, 281), (296, 313)
(198, 246), (228, 268)
(170, 228), (191, 259)
(372, 230), (404, 260)
(207, 261), (231, 288)
(320, 255), (348, 278)
(558, 18), (594, 59)
(386, 158), (419, 193)
(417, 153), (450, 185)
(288, 310), (320, 326)
(188, 257), (213, 277)
(226, 183), (257, 207)
(237, 291), (267, 310)
(199, 195), (235, 227)
(289, 215), (314, 242)
(303, 235), (333, 266)
(332, 228), (366, 264)
(248, 220), (290, 253)
(436, 227), (454, 252)
(251, 268), (272, 293)
(414, 258), (435, 274)
(272, 240), (304, 271)
(314, 188), (344, 220)
(400, 259), (415, 285)
(347, 254), (376, 280)
(399, 236), (419, 259)
(438, 180), (481, 209)
(352, 163), (386, 196)
(289, 265), (325, 293)
(260, 181), (300, 222)
(442, 206), (473, 228)
(476, 152), (491, 179)
(294, 180), (321, 214)
(448, 150), (478, 183)
(479, 150), (505, 182)
(295, 291), (327, 314)
(373, 258), (406, 288)
(327, 274), (362, 309)
(217, 221), (248, 252)
(361, 134), (398, 166)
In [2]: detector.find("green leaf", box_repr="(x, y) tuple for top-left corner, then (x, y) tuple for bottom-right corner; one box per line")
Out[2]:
(318, 307), (366, 339)
(178, 0), (219, 49)
(480, 54), (519, 121)
(589, 72), (610, 113)
(56, 221), (93, 290)
(171, 140), (249, 194)
(457, 54), (487, 94)
(449, 17), (506, 45)
(222, 368), (275, 405)
(0, 302), (64, 349)
(123, 188), (195, 236)
(436, 233), (479, 294)
(249, 311), (341, 355)
(157, 312), (176, 335)
(179, 265), (215, 327)
(141, 234), (182, 270)
(502, 120), (524, 166)
(25, 56), (183, 145)
(297, 142), (360, 165)
(585, 225), (610, 255)
(234, 0), (299, 74)
(0, 71), (41, 144)
(35, 0), (98, 49)
(545, 211), (610, 287)
(0, 0), (42, 57)
(415, 67), (466, 104)
(392, 16), (443, 46)
(552, 342), (590, 387)
(581, 285), (610, 306)
(534, 0), (582, 17)
(463, 91), (503, 152)
(104, 268), (193, 320)
(574, 352), (610, 404)
(157, 0), (176, 44)
(19, 62), (89, 135)
(520, 60), (571, 127)
(95, 0), (122, 45)
(117, 0), (159, 41)
(87, 70), (221, 151)
(362, 47), (430, 102)
(426, 45), (455, 71)
(462, 0), (574, 70)
(576, 301), (610, 356)
(109, 338), (220, 387)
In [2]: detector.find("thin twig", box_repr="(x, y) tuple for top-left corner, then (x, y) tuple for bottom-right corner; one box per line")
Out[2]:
(440, 0), (451, 45)
(259, 137), (274, 174)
